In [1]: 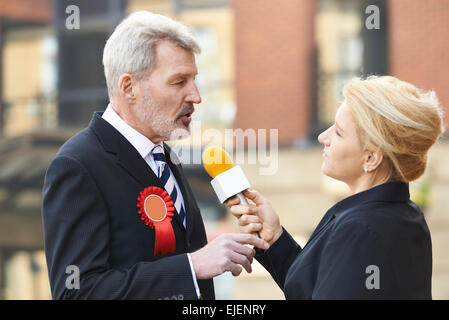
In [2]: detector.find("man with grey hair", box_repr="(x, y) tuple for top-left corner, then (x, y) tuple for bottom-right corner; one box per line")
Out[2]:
(42, 11), (268, 300)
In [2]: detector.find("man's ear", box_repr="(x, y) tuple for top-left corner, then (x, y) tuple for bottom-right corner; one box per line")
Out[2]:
(118, 73), (137, 102)
(364, 149), (384, 172)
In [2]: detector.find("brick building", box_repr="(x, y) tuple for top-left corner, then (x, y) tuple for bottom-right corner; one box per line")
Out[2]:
(233, 0), (316, 145)
(234, 0), (449, 145)
(0, 0), (448, 299)
(389, 0), (449, 129)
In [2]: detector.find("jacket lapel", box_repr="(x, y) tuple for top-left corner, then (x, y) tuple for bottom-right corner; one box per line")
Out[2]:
(89, 112), (186, 231)
(90, 112), (161, 188)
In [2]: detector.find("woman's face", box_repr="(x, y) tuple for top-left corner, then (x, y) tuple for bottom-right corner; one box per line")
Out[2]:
(318, 102), (366, 185)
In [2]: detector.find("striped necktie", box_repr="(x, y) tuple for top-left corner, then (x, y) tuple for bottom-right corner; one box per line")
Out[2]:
(152, 145), (186, 227)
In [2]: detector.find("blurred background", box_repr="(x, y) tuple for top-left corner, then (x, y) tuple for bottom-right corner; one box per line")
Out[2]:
(0, 0), (448, 299)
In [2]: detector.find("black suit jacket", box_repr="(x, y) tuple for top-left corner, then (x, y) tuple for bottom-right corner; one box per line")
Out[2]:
(42, 112), (214, 299)
(256, 182), (432, 299)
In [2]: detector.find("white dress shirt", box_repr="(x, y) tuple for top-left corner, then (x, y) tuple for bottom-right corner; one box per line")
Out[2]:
(102, 104), (201, 299)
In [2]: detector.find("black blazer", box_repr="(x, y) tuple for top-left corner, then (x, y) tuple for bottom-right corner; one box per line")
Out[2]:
(42, 112), (214, 300)
(256, 182), (432, 299)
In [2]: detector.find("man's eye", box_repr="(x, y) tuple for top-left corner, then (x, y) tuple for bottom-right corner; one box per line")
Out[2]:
(174, 80), (186, 85)
(336, 130), (341, 137)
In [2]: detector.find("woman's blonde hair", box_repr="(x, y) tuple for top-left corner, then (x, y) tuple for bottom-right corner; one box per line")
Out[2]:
(343, 75), (444, 183)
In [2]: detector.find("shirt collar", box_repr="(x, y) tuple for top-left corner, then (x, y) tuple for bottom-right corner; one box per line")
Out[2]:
(330, 181), (410, 216)
(102, 104), (163, 159)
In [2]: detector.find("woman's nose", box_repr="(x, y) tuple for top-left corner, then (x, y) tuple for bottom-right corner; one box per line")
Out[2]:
(318, 127), (330, 146)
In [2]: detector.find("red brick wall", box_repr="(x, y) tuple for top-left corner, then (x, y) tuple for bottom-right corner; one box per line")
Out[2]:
(0, 0), (52, 22)
(388, 0), (449, 133)
(233, 0), (316, 145)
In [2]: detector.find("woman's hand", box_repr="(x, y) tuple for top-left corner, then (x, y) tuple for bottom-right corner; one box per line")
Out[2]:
(226, 189), (283, 246)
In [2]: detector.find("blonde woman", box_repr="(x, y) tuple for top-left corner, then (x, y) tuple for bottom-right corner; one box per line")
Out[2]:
(227, 76), (444, 299)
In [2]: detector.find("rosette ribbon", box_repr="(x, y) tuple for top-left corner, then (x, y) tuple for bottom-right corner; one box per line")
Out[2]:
(137, 186), (176, 256)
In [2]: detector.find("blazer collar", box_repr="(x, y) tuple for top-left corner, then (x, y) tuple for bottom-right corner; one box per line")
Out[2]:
(305, 182), (409, 248)
(89, 112), (161, 187)
(331, 181), (410, 216)
(102, 104), (161, 159)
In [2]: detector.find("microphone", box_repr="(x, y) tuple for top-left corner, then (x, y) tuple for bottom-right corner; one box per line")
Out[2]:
(202, 146), (261, 238)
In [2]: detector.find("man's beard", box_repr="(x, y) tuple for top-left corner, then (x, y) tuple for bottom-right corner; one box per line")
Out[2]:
(135, 94), (192, 141)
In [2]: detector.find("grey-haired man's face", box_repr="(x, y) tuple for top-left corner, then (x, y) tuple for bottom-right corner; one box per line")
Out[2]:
(135, 40), (201, 141)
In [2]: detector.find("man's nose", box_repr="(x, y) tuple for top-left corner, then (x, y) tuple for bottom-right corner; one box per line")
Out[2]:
(187, 82), (201, 104)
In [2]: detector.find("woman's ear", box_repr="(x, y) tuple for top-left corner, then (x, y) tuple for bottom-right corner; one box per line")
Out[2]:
(118, 73), (137, 102)
(363, 150), (383, 173)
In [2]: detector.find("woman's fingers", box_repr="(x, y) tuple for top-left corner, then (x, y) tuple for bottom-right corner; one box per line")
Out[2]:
(242, 189), (266, 205)
(228, 190), (272, 239)
(225, 196), (240, 208)
(238, 214), (261, 226)
(230, 204), (256, 217)
(237, 214), (262, 234)
(240, 222), (262, 234)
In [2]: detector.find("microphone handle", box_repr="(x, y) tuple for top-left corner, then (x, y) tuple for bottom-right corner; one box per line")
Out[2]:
(236, 192), (261, 239)
(236, 192), (249, 205)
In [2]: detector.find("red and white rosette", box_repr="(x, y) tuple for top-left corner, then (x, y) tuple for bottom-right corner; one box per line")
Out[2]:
(137, 186), (176, 256)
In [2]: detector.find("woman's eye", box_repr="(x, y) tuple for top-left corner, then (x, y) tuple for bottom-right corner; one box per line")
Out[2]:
(336, 130), (341, 137)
